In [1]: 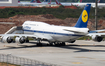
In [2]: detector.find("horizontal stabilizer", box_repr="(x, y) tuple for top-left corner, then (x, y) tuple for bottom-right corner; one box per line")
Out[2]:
(64, 29), (84, 33)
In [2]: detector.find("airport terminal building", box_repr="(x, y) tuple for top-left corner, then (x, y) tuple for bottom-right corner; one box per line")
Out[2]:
(0, 0), (18, 6)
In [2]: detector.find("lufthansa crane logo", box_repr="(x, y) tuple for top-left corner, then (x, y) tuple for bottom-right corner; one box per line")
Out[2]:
(82, 10), (88, 23)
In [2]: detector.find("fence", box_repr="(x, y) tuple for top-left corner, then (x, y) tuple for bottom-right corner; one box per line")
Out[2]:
(0, 54), (58, 66)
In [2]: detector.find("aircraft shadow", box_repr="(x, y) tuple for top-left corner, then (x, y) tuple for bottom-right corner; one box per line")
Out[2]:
(1, 42), (105, 52)
(0, 42), (52, 50)
(57, 44), (105, 52)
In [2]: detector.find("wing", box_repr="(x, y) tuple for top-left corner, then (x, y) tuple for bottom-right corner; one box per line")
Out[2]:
(87, 33), (105, 42)
(0, 33), (53, 43)
(0, 34), (52, 40)
(87, 33), (105, 37)
(86, 29), (105, 42)
(63, 29), (84, 33)
(87, 29), (105, 37)
(89, 29), (105, 33)
(88, 29), (105, 38)
(0, 34), (38, 38)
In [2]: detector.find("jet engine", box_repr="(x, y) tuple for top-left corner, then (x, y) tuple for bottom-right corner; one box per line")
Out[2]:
(15, 37), (25, 44)
(92, 35), (103, 42)
(2, 36), (13, 43)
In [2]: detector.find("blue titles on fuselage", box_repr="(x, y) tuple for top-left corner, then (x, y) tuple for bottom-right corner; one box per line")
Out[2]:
(23, 26), (31, 30)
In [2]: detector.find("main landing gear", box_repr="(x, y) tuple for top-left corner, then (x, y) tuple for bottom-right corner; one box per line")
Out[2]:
(26, 38), (29, 43)
(36, 40), (66, 46)
(37, 39), (42, 46)
(50, 42), (66, 46)
(36, 39), (66, 46)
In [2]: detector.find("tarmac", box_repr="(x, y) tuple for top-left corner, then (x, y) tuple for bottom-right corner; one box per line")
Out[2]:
(0, 40), (105, 66)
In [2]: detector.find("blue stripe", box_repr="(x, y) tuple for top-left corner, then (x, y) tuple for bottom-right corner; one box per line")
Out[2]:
(23, 29), (84, 37)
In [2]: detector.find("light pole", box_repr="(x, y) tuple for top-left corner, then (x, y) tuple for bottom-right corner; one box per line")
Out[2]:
(95, 0), (98, 30)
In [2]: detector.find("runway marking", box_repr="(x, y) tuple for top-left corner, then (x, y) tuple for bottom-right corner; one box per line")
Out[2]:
(88, 58), (96, 59)
(75, 56), (95, 59)
(75, 57), (88, 58)
(72, 62), (83, 64)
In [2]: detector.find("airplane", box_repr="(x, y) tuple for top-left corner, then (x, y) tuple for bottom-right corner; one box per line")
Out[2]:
(18, 0), (41, 4)
(19, 0), (41, 3)
(18, 0), (54, 6)
(72, 0), (105, 8)
(0, 4), (105, 46)
(36, 0), (41, 3)
(18, 0), (70, 6)
(30, 0), (41, 3)
(42, 0), (61, 5)
(18, 0), (80, 6)
(18, 0), (41, 6)
(55, 0), (82, 6)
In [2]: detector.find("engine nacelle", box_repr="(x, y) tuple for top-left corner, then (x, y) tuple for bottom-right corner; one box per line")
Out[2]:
(92, 35), (103, 42)
(15, 37), (25, 44)
(1, 36), (13, 43)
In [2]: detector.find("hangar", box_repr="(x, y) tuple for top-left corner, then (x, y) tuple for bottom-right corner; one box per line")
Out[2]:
(0, 0), (18, 6)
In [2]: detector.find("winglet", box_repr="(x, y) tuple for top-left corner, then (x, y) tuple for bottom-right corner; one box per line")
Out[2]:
(36, 0), (41, 3)
(74, 4), (91, 28)
(48, 0), (52, 4)
(55, 0), (62, 5)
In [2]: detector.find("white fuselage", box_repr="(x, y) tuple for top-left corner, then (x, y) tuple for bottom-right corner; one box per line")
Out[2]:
(73, 3), (105, 8)
(22, 21), (89, 42)
(18, 2), (56, 6)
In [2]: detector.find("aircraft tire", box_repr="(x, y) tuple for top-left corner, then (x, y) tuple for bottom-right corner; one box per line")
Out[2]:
(26, 40), (29, 43)
(61, 42), (65, 46)
(37, 43), (42, 46)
